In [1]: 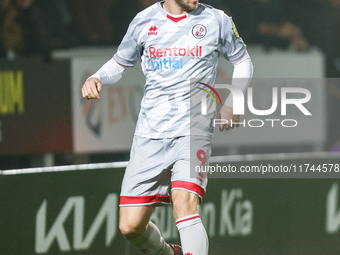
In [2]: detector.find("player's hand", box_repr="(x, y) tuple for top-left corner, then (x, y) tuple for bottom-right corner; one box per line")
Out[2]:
(219, 105), (240, 131)
(82, 77), (102, 99)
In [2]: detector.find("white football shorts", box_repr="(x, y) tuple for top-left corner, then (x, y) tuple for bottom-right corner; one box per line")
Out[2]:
(119, 135), (212, 206)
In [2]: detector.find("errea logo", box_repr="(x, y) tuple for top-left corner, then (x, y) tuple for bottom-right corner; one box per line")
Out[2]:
(148, 26), (158, 36)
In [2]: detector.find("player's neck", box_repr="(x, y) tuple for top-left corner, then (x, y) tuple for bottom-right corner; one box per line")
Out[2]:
(163, 0), (191, 15)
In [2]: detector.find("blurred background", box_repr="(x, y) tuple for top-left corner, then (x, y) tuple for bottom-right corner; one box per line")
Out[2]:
(1, 0), (340, 170)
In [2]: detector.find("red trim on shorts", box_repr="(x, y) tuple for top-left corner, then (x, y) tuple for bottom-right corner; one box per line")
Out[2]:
(120, 195), (171, 205)
(176, 215), (200, 225)
(171, 181), (205, 199)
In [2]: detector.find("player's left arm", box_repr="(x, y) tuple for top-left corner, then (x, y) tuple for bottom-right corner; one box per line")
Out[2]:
(220, 52), (253, 131)
(218, 13), (253, 131)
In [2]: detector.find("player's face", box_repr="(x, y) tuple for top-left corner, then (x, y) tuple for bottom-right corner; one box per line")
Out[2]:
(175, 0), (199, 13)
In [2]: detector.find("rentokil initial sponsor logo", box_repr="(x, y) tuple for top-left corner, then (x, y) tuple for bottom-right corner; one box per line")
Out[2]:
(149, 46), (202, 70)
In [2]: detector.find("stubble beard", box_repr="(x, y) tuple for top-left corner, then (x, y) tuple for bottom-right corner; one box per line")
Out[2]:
(174, 0), (198, 13)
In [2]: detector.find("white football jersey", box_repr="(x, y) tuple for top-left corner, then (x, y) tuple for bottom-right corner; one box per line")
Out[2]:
(114, 1), (247, 138)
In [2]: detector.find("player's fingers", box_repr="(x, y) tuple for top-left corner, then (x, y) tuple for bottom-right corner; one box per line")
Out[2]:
(85, 82), (96, 99)
(88, 80), (100, 99)
(81, 86), (86, 98)
(83, 83), (92, 99)
(87, 80), (102, 99)
(220, 120), (232, 131)
(219, 114), (228, 131)
(90, 89), (98, 99)
(225, 122), (230, 130)
(86, 82), (97, 99)
(96, 81), (102, 92)
(219, 113), (223, 131)
(82, 86), (90, 99)
(95, 81), (102, 99)
(234, 115), (240, 127)
(90, 83), (99, 99)
(82, 85), (90, 99)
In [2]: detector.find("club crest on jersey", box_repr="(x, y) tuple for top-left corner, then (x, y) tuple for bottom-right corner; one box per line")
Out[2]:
(148, 26), (158, 36)
(192, 24), (206, 39)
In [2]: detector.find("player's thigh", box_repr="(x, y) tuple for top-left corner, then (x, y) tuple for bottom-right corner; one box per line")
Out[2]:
(172, 189), (200, 220)
(119, 205), (154, 238)
(120, 135), (172, 207)
(171, 136), (212, 202)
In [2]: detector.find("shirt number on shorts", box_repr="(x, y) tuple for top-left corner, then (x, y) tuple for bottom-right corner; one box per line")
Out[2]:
(197, 149), (207, 167)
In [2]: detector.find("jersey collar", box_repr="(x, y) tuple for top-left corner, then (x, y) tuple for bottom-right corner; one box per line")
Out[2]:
(166, 14), (187, 23)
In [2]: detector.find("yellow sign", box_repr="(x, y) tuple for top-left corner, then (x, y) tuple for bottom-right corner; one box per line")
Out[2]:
(0, 70), (24, 115)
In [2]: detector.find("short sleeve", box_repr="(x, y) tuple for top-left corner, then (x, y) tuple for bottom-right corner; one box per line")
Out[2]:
(113, 16), (143, 67)
(219, 13), (247, 64)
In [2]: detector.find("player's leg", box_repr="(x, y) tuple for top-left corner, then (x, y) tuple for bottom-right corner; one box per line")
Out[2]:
(172, 189), (199, 219)
(119, 205), (154, 239)
(172, 189), (209, 255)
(119, 135), (177, 254)
(170, 136), (211, 255)
(119, 205), (175, 254)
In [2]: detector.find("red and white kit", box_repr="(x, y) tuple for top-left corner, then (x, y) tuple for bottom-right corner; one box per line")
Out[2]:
(90, 1), (251, 206)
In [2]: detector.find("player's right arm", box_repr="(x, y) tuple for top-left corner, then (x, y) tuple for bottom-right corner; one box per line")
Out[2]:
(82, 58), (128, 100)
(82, 10), (142, 100)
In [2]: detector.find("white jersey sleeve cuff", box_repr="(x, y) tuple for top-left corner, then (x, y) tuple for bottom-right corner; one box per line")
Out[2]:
(224, 51), (253, 108)
(87, 57), (128, 85)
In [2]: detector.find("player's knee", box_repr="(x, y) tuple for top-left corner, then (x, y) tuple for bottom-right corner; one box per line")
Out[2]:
(119, 221), (145, 239)
(172, 190), (199, 220)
